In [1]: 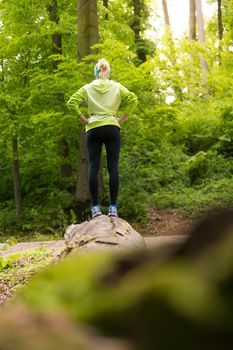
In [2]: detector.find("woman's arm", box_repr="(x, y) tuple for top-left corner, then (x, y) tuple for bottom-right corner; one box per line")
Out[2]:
(67, 87), (88, 124)
(119, 85), (138, 116)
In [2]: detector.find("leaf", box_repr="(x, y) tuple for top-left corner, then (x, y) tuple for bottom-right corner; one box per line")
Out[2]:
(0, 256), (10, 270)
(6, 236), (18, 246)
(218, 135), (231, 142)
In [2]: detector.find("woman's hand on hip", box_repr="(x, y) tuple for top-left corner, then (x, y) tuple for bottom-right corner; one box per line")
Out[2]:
(118, 114), (129, 124)
(79, 114), (89, 125)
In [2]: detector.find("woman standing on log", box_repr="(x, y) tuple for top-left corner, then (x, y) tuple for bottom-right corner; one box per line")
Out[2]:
(67, 58), (137, 219)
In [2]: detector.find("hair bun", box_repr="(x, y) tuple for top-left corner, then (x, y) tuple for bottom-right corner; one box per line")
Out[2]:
(95, 58), (110, 79)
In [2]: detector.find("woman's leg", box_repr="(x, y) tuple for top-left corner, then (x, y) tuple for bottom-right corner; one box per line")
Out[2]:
(105, 126), (121, 205)
(86, 129), (103, 205)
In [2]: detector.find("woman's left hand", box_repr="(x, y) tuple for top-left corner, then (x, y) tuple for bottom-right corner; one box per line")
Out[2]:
(79, 114), (89, 125)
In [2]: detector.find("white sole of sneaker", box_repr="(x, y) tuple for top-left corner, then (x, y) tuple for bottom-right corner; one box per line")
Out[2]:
(92, 213), (102, 219)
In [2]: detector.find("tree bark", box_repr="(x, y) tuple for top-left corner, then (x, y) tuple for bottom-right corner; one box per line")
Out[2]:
(48, 0), (62, 69)
(76, 0), (104, 210)
(161, 0), (174, 62)
(0, 58), (4, 81)
(75, 131), (90, 202)
(58, 139), (72, 178)
(217, 0), (223, 64)
(131, 0), (147, 63)
(103, 0), (108, 19)
(161, 0), (183, 101)
(77, 0), (99, 61)
(189, 0), (196, 40)
(12, 137), (23, 216)
(162, 0), (170, 27)
(195, 0), (205, 44)
(218, 0), (223, 41)
(195, 0), (208, 81)
(48, 0), (73, 186)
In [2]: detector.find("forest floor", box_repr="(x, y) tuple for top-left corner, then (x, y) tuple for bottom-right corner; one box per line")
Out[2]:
(135, 208), (198, 237)
(0, 209), (198, 305)
(0, 209), (198, 255)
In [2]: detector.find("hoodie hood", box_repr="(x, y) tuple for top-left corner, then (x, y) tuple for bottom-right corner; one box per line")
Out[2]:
(88, 79), (115, 94)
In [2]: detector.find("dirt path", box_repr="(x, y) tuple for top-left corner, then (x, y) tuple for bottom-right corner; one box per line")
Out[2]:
(0, 240), (66, 256)
(0, 235), (188, 256)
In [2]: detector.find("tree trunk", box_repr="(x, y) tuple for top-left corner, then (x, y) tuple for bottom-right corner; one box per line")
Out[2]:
(161, 0), (174, 62)
(103, 0), (108, 8)
(12, 137), (23, 216)
(58, 139), (72, 178)
(217, 0), (223, 64)
(131, 0), (147, 63)
(188, 0), (198, 94)
(195, 0), (205, 44)
(0, 58), (4, 81)
(48, 0), (73, 187)
(161, 0), (174, 59)
(195, 0), (208, 81)
(62, 215), (146, 255)
(218, 0), (223, 41)
(162, 0), (170, 27)
(48, 0), (62, 69)
(161, 0), (183, 101)
(103, 0), (108, 19)
(77, 0), (99, 61)
(75, 131), (90, 203)
(76, 0), (104, 212)
(189, 0), (196, 40)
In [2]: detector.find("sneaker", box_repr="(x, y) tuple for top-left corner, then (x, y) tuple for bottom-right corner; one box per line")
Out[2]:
(91, 205), (102, 218)
(108, 205), (118, 217)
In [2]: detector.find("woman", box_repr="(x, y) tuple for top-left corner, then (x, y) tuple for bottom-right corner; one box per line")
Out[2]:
(67, 58), (137, 218)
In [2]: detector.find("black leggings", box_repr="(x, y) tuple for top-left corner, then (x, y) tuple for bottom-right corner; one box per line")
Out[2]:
(86, 125), (121, 206)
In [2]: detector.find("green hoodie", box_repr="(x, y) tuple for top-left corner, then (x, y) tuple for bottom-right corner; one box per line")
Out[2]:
(67, 79), (138, 132)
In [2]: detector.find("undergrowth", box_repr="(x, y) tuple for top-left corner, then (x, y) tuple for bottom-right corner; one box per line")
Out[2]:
(0, 247), (59, 304)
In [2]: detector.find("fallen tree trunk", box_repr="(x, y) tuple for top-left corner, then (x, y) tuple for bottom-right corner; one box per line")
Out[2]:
(62, 215), (146, 256)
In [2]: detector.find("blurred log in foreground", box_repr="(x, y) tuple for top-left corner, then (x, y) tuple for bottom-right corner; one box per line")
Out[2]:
(2, 208), (233, 350)
(0, 305), (131, 350)
(62, 215), (146, 255)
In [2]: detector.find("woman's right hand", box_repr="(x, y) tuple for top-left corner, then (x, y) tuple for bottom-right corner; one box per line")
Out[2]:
(118, 114), (129, 124)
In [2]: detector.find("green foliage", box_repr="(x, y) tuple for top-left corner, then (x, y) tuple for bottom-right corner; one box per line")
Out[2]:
(0, 0), (233, 234)
(0, 205), (20, 231)
(0, 247), (58, 302)
(0, 236), (18, 270)
(185, 150), (232, 185)
(152, 178), (233, 216)
(172, 102), (221, 155)
(5, 236), (18, 246)
(216, 105), (233, 156)
(0, 255), (13, 271)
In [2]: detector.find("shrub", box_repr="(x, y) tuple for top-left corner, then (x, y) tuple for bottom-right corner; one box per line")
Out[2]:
(185, 150), (232, 185)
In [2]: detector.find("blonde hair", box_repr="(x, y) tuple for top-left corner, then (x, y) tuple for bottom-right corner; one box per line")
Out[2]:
(95, 58), (110, 79)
